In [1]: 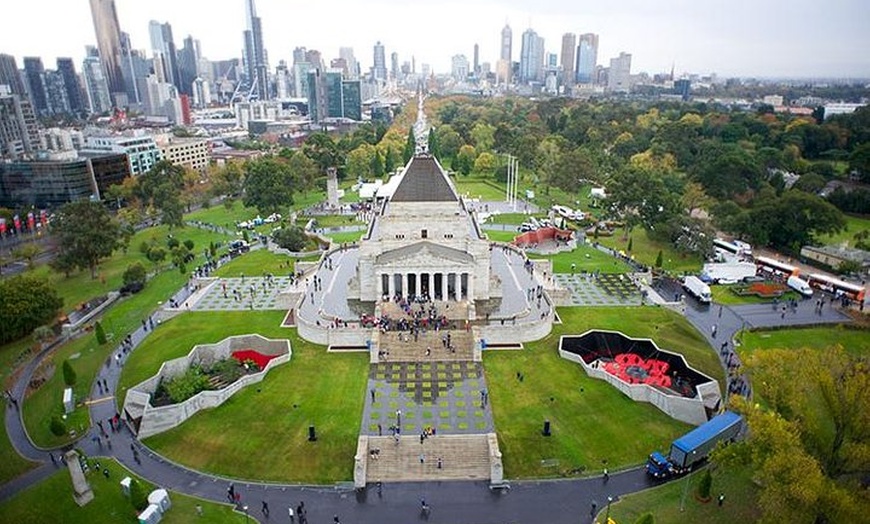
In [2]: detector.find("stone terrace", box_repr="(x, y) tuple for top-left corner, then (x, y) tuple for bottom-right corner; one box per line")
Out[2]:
(364, 434), (491, 482)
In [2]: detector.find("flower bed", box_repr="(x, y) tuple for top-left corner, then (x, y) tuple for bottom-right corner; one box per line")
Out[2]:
(731, 281), (787, 298)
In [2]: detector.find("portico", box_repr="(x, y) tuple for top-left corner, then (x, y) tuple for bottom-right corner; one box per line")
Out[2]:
(379, 270), (471, 301)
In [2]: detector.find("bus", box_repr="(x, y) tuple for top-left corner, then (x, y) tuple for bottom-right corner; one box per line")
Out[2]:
(713, 238), (752, 261)
(806, 273), (866, 303)
(755, 256), (799, 279)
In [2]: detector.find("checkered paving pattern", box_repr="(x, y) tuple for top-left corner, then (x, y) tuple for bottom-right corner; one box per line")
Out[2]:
(361, 362), (494, 436)
(192, 277), (292, 311)
(553, 273), (641, 306)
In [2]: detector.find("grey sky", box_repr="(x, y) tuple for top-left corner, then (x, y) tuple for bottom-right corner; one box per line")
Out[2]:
(1, 0), (868, 78)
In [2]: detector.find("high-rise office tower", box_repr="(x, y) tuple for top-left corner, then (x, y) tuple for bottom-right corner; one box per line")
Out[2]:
(607, 52), (632, 92)
(22, 57), (49, 115)
(292, 47), (307, 65)
(89, 0), (127, 104)
(575, 33), (599, 84)
(339, 47), (358, 79)
(119, 32), (142, 105)
(0, 93), (40, 158)
(519, 29), (545, 84)
(373, 41), (387, 81)
(82, 48), (112, 114)
(44, 70), (71, 115)
(500, 25), (512, 62)
(473, 44), (480, 75)
(306, 50), (323, 71)
(0, 55), (27, 96)
(242, 0), (269, 100)
(178, 36), (199, 96)
(149, 21), (181, 90)
(560, 33), (576, 88)
(56, 58), (85, 114)
(275, 61), (290, 99)
(451, 55), (469, 82)
(390, 52), (400, 82)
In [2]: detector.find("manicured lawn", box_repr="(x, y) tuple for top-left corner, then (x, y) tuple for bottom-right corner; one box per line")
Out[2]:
(489, 213), (543, 225)
(0, 458), (249, 524)
(119, 311), (368, 484)
(484, 230), (518, 243)
(300, 214), (365, 228)
(212, 249), (296, 279)
(818, 214), (870, 247)
(12, 225), (229, 313)
(325, 231), (364, 244)
(710, 285), (799, 305)
(187, 200), (261, 229)
(598, 230), (703, 273)
(528, 244), (631, 274)
(453, 177), (507, 201)
(22, 268), (193, 448)
(607, 464), (760, 524)
(485, 307), (724, 479)
(740, 325), (870, 357)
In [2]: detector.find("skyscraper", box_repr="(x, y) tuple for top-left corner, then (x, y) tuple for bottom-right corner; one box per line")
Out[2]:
(339, 47), (358, 79)
(390, 52), (400, 82)
(519, 29), (545, 84)
(500, 25), (512, 62)
(575, 33), (599, 84)
(0, 54), (27, 96)
(178, 36), (199, 96)
(0, 93), (39, 158)
(22, 57), (49, 116)
(473, 44), (480, 75)
(608, 52), (632, 92)
(149, 21), (180, 87)
(560, 33), (576, 89)
(57, 58), (86, 114)
(242, 0), (269, 100)
(373, 41), (387, 81)
(82, 48), (112, 114)
(119, 32), (143, 105)
(89, 0), (127, 104)
(451, 55), (469, 82)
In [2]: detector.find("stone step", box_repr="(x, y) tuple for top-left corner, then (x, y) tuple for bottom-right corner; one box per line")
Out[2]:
(378, 329), (475, 362)
(364, 434), (491, 483)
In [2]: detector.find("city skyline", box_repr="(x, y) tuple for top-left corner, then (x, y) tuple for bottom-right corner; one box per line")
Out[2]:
(0, 0), (869, 79)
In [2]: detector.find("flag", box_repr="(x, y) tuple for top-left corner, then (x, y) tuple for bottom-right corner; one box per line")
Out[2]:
(13, 214), (20, 232)
(27, 212), (35, 230)
(0, 218), (6, 235)
(40, 210), (47, 226)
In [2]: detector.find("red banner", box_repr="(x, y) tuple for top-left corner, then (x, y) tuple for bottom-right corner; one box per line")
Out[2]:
(13, 215), (20, 232)
(0, 218), (6, 235)
(40, 210), (47, 226)
(27, 212), (35, 230)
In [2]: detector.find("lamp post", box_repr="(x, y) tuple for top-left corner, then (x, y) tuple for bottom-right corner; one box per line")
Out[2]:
(604, 495), (613, 524)
(243, 505), (249, 523)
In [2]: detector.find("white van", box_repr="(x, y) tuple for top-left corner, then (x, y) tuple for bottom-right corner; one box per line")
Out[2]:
(683, 276), (712, 303)
(787, 275), (813, 297)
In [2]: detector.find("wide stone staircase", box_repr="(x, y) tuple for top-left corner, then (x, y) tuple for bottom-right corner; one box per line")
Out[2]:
(364, 434), (491, 482)
(378, 329), (475, 362)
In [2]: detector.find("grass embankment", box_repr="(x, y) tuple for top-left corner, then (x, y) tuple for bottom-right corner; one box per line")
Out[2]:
(710, 285), (799, 305)
(0, 459), (249, 524)
(597, 230), (703, 274)
(740, 324), (870, 357)
(607, 464), (760, 524)
(528, 244), (631, 274)
(818, 214), (870, 247)
(485, 307), (723, 479)
(118, 311), (368, 484)
(212, 249), (296, 279)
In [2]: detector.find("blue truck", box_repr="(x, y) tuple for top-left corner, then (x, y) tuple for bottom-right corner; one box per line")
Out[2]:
(646, 411), (743, 479)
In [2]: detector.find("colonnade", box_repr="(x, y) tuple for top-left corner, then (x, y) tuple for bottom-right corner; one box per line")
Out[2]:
(379, 271), (472, 301)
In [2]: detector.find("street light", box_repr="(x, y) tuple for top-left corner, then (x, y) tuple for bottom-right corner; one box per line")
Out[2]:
(242, 505), (249, 523)
(604, 495), (613, 524)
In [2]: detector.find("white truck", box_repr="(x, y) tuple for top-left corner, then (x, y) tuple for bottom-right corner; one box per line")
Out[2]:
(683, 276), (712, 303)
(787, 275), (813, 297)
(702, 262), (758, 285)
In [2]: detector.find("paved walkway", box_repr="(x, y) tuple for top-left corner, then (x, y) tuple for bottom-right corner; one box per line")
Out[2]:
(553, 273), (642, 306)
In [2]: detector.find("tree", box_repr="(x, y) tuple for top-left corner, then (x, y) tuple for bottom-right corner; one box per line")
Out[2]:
(370, 150), (385, 178)
(697, 469), (712, 500)
(272, 226), (308, 252)
(243, 157), (297, 215)
(11, 244), (40, 270)
(210, 161), (245, 198)
(49, 415), (66, 437)
(735, 191), (845, 252)
(850, 142), (870, 182)
(147, 246), (166, 267)
(627, 237), (633, 252)
(427, 128), (441, 159)
(607, 165), (680, 236)
(0, 275), (63, 344)
(286, 150), (320, 194)
(122, 262), (147, 288)
(473, 152), (497, 174)
(634, 512), (655, 524)
(383, 146), (399, 174)
(655, 250), (663, 268)
(435, 125), (463, 159)
(454, 145), (476, 176)
(346, 144), (376, 180)
(94, 321), (107, 345)
(129, 478), (148, 511)
(62, 359), (77, 386)
(303, 132), (343, 174)
(51, 200), (122, 279)
(32, 325), (54, 349)
(135, 160), (186, 227)
(470, 123), (495, 152)
(403, 127), (416, 163)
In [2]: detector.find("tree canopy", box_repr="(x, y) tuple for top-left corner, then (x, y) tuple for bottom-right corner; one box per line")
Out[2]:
(243, 158), (297, 215)
(51, 200), (122, 279)
(0, 274), (63, 344)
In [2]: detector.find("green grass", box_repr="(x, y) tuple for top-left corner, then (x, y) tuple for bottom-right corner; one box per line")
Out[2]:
(118, 311), (368, 483)
(597, 229), (703, 273)
(484, 230), (519, 243)
(300, 214), (365, 228)
(710, 285), (799, 305)
(22, 268), (194, 448)
(186, 200), (261, 229)
(488, 213), (545, 225)
(740, 325), (870, 357)
(212, 249), (296, 279)
(485, 306), (724, 479)
(324, 231), (364, 244)
(817, 214), (870, 247)
(528, 244), (631, 274)
(607, 464), (760, 524)
(0, 458), (249, 524)
(453, 177), (508, 201)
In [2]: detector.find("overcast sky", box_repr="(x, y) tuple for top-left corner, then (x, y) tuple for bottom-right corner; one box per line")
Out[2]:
(1, 0), (868, 78)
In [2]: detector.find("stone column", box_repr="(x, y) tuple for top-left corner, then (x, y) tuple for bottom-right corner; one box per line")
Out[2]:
(440, 272), (446, 301)
(428, 273), (434, 300)
(467, 272), (474, 302)
(454, 273), (461, 302)
(402, 273), (408, 297)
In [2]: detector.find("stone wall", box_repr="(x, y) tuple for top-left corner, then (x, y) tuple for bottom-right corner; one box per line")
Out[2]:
(124, 335), (291, 439)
